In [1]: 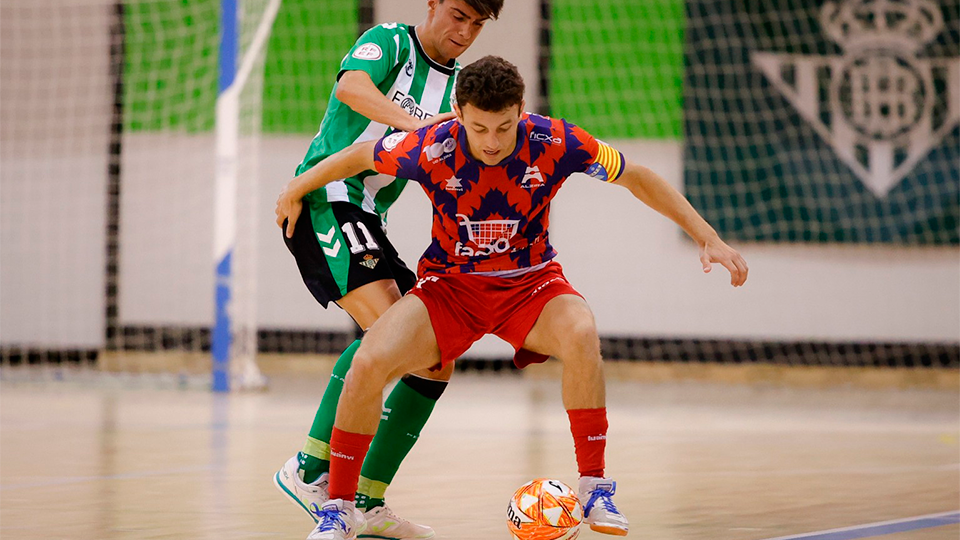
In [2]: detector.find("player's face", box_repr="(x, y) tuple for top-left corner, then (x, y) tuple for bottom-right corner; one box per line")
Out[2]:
(424, 0), (489, 63)
(455, 101), (524, 166)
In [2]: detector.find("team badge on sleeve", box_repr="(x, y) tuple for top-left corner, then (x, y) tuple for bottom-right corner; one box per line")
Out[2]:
(586, 141), (624, 182)
(381, 131), (408, 151)
(352, 43), (382, 60)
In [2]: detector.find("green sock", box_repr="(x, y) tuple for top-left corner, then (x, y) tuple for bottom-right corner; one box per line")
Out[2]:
(356, 375), (447, 510)
(297, 339), (361, 484)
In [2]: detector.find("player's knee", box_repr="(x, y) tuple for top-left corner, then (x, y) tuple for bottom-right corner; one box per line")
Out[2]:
(345, 346), (392, 390)
(558, 318), (601, 360)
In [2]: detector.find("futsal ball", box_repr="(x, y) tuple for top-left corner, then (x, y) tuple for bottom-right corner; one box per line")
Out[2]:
(506, 478), (582, 540)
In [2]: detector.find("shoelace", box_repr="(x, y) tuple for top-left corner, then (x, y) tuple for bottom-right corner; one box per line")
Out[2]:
(583, 487), (620, 518)
(313, 505), (348, 532)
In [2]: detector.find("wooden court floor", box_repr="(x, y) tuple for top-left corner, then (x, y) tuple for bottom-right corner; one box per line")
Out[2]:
(1, 367), (958, 539)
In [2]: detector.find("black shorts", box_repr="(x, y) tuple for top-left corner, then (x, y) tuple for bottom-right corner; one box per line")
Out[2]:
(283, 201), (417, 308)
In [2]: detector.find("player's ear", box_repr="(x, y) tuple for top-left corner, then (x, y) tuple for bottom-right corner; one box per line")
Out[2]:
(453, 103), (463, 122)
(518, 100), (525, 117)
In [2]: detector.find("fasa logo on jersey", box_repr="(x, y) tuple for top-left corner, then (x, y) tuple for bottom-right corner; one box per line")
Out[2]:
(425, 137), (457, 161)
(751, 0), (960, 197)
(521, 166), (545, 188)
(390, 90), (433, 120)
(444, 176), (463, 192)
(382, 131), (408, 151)
(530, 132), (562, 145)
(352, 43), (382, 61)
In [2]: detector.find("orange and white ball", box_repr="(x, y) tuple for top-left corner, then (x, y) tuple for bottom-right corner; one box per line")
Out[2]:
(506, 478), (582, 540)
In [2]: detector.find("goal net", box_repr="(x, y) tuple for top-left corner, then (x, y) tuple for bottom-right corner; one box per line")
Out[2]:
(0, 0), (356, 387)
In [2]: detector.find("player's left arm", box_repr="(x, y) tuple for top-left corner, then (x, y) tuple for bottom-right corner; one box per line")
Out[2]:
(613, 161), (748, 287)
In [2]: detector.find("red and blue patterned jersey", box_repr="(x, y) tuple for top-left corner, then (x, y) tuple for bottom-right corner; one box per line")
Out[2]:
(373, 113), (625, 275)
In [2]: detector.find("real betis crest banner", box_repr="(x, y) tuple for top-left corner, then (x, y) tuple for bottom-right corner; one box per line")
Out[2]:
(683, 0), (959, 244)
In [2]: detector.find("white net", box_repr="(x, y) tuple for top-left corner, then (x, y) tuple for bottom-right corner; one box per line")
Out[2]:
(682, 0), (959, 244)
(0, 0), (276, 387)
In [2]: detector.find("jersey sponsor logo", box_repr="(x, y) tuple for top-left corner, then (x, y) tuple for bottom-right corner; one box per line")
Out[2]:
(530, 131), (562, 145)
(521, 166), (545, 188)
(352, 43), (382, 60)
(390, 90), (433, 120)
(404, 60), (414, 77)
(444, 175), (463, 191)
(425, 137), (457, 161)
(585, 162), (609, 181)
(455, 214), (520, 256)
(382, 131), (408, 151)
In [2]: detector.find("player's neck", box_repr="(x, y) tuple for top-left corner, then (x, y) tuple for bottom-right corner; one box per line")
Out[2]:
(414, 24), (452, 66)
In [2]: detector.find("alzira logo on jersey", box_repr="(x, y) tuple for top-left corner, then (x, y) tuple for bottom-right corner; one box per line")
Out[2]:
(455, 214), (520, 257)
(390, 90), (433, 120)
(751, 0), (959, 197)
(521, 166), (545, 188)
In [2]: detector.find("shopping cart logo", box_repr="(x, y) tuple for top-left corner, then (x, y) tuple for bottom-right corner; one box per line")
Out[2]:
(455, 214), (520, 257)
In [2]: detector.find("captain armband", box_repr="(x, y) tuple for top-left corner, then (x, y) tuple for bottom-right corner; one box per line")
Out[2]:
(585, 141), (625, 182)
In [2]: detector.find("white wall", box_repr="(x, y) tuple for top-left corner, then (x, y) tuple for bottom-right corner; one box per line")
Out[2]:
(2, 0), (957, 354)
(0, 0), (112, 348)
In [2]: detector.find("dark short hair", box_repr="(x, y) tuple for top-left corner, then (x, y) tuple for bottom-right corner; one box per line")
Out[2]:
(441, 0), (504, 19)
(455, 56), (525, 112)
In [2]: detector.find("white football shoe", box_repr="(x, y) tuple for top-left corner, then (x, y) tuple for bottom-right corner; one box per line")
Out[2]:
(579, 477), (629, 536)
(359, 504), (435, 539)
(307, 499), (367, 540)
(274, 455), (330, 523)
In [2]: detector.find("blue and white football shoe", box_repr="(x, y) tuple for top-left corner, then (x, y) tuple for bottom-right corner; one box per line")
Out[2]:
(579, 477), (629, 536)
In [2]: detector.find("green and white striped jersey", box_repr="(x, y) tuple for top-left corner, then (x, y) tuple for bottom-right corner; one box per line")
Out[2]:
(297, 23), (460, 220)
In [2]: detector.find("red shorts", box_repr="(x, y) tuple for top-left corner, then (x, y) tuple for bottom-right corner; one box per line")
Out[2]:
(407, 262), (583, 369)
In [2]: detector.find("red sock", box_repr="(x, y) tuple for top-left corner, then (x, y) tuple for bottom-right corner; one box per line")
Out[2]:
(328, 427), (373, 501)
(567, 408), (608, 478)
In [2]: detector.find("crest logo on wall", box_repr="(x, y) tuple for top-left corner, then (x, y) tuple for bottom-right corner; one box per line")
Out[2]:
(752, 0), (959, 197)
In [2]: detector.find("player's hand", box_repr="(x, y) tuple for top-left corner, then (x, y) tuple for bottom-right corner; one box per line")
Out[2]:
(275, 185), (302, 239)
(699, 236), (748, 287)
(414, 111), (456, 131)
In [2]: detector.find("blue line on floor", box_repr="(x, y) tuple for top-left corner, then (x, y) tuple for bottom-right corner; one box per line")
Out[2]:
(760, 511), (960, 540)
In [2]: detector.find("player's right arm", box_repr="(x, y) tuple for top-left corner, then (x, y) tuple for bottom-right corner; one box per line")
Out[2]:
(335, 24), (454, 133)
(337, 71), (455, 132)
(275, 140), (378, 238)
